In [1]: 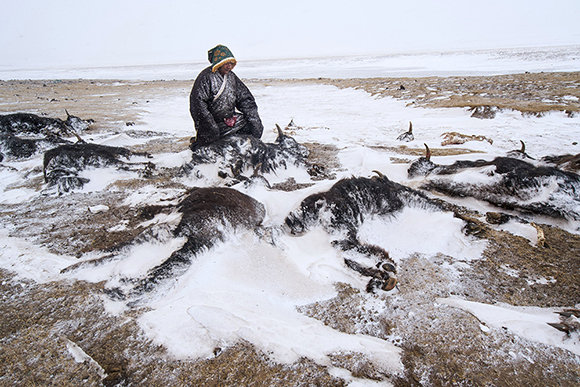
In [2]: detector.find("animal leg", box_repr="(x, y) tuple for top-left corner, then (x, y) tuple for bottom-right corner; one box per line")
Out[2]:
(344, 258), (397, 293)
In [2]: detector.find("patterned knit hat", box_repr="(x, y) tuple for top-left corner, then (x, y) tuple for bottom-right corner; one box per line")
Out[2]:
(208, 45), (237, 73)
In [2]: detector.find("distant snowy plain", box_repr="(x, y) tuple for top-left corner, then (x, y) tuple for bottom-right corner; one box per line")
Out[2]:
(2, 45), (579, 80)
(1, 45), (580, 385)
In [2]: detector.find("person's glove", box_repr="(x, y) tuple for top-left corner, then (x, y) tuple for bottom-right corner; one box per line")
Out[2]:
(224, 116), (238, 127)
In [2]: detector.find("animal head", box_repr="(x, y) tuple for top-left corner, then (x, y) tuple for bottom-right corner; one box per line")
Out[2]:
(284, 192), (326, 235)
(274, 124), (309, 159)
(408, 143), (437, 178)
(64, 110), (91, 139)
(506, 140), (535, 160)
(396, 121), (414, 142)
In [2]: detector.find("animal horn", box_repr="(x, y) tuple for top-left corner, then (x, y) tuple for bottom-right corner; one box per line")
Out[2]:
(519, 140), (526, 153)
(62, 109), (85, 144)
(424, 143), (431, 161)
(408, 121), (413, 133)
(372, 170), (385, 178)
(275, 124), (284, 138)
(252, 164), (263, 177)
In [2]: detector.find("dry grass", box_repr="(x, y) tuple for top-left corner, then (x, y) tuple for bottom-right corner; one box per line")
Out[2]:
(0, 79), (192, 132)
(0, 269), (346, 387)
(317, 71), (580, 116)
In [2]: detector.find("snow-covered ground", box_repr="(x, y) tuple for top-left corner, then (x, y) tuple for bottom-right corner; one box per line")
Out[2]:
(1, 46), (580, 385)
(1, 45), (579, 80)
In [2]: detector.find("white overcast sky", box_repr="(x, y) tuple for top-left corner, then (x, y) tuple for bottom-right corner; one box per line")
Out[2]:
(1, 0), (579, 69)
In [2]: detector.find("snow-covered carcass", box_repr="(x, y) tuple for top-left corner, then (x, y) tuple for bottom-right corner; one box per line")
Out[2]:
(183, 125), (310, 184)
(408, 145), (580, 221)
(285, 171), (444, 292)
(129, 187), (265, 296)
(0, 111), (91, 161)
(62, 187), (266, 300)
(43, 142), (154, 194)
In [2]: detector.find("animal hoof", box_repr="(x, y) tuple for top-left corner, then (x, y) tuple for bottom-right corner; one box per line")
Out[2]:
(381, 277), (397, 291)
(380, 262), (397, 273)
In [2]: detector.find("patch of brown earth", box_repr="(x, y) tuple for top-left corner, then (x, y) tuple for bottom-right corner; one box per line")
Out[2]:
(458, 214), (580, 307)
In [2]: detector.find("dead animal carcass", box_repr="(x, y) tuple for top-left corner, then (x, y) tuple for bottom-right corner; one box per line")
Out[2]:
(408, 145), (580, 221)
(285, 171), (443, 292)
(43, 142), (154, 194)
(75, 187), (265, 300)
(0, 111), (91, 161)
(183, 125), (310, 184)
(134, 187), (264, 295)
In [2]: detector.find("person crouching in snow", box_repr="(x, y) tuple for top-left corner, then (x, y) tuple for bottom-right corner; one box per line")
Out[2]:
(189, 44), (264, 148)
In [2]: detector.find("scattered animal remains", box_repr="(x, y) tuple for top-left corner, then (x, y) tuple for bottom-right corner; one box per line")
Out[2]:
(440, 131), (493, 146)
(285, 171), (445, 292)
(0, 111), (91, 161)
(43, 143), (154, 194)
(408, 144), (580, 221)
(66, 171), (456, 297)
(183, 125), (311, 185)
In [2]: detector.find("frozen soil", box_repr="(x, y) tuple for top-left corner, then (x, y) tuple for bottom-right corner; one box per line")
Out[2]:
(1, 74), (580, 386)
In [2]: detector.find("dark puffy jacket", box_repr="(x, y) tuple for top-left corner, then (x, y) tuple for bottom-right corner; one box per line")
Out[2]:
(189, 66), (263, 145)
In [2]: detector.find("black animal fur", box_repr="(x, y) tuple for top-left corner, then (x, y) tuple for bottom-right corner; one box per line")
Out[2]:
(0, 112), (91, 160)
(1, 112), (72, 140)
(285, 172), (442, 240)
(109, 187), (265, 299)
(410, 155), (580, 220)
(0, 134), (40, 160)
(43, 143), (153, 194)
(183, 127), (309, 182)
(541, 153), (580, 173)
